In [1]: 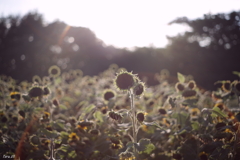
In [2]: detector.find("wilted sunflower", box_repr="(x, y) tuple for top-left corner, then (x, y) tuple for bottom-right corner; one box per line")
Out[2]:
(30, 135), (40, 146)
(100, 106), (108, 114)
(133, 81), (145, 97)
(182, 89), (197, 99)
(175, 82), (185, 92)
(158, 108), (167, 115)
(114, 71), (137, 91)
(137, 111), (147, 123)
(187, 80), (197, 89)
(43, 86), (51, 96)
(103, 89), (116, 101)
(32, 75), (42, 84)
(221, 81), (231, 92)
(28, 86), (44, 98)
(48, 65), (61, 77)
(108, 111), (123, 121)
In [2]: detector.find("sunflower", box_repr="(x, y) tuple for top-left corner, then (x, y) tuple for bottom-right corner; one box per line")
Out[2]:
(32, 75), (42, 84)
(68, 132), (80, 141)
(103, 89), (116, 101)
(114, 71), (137, 91)
(48, 65), (61, 77)
(119, 151), (135, 160)
(199, 151), (208, 160)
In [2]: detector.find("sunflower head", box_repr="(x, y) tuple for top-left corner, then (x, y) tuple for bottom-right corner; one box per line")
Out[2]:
(114, 71), (137, 91)
(221, 81), (231, 92)
(175, 82), (185, 92)
(28, 86), (44, 98)
(187, 80), (197, 89)
(182, 89), (197, 99)
(103, 89), (116, 101)
(119, 151), (135, 160)
(133, 81), (145, 97)
(48, 65), (61, 77)
(199, 151), (208, 160)
(10, 92), (21, 101)
(108, 111), (123, 121)
(32, 75), (42, 84)
(137, 111), (147, 123)
(43, 87), (51, 96)
(30, 135), (40, 146)
(68, 132), (80, 141)
(158, 108), (167, 115)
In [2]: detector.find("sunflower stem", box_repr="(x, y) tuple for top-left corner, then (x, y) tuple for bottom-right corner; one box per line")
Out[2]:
(129, 89), (138, 158)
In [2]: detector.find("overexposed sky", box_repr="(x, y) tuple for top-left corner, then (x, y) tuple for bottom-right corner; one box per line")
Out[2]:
(0, 0), (240, 48)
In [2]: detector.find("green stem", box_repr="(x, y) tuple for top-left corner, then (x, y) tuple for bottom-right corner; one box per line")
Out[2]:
(129, 89), (137, 158)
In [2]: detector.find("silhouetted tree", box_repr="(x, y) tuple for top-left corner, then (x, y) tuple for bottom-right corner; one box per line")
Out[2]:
(166, 11), (240, 90)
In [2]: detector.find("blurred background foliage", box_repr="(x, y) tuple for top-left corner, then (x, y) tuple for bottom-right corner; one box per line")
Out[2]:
(0, 10), (240, 90)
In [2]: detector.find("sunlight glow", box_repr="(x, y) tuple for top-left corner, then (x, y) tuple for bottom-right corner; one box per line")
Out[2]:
(0, 0), (239, 48)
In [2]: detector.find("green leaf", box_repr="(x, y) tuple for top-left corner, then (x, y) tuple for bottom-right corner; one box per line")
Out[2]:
(177, 72), (185, 83)
(93, 110), (104, 123)
(171, 112), (189, 127)
(211, 106), (227, 118)
(85, 104), (96, 114)
(52, 120), (65, 132)
(59, 104), (68, 110)
(137, 138), (155, 154)
(191, 121), (199, 130)
(59, 144), (75, 152)
(68, 150), (77, 158)
(143, 121), (164, 130)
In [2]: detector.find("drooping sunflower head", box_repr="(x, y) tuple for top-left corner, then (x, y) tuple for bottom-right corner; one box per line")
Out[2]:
(187, 80), (197, 89)
(136, 111), (147, 123)
(175, 82), (185, 92)
(114, 71), (137, 91)
(182, 89), (197, 99)
(133, 81), (145, 97)
(221, 81), (231, 92)
(158, 108), (167, 115)
(43, 86), (51, 96)
(28, 86), (44, 98)
(30, 135), (40, 146)
(103, 89), (116, 101)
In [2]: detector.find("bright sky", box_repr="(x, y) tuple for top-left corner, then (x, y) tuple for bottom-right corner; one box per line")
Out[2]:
(0, 0), (240, 49)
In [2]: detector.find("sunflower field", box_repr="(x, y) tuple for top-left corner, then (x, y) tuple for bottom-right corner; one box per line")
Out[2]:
(1, 64), (240, 160)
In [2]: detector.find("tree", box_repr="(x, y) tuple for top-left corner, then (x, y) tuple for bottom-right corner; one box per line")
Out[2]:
(166, 11), (240, 90)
